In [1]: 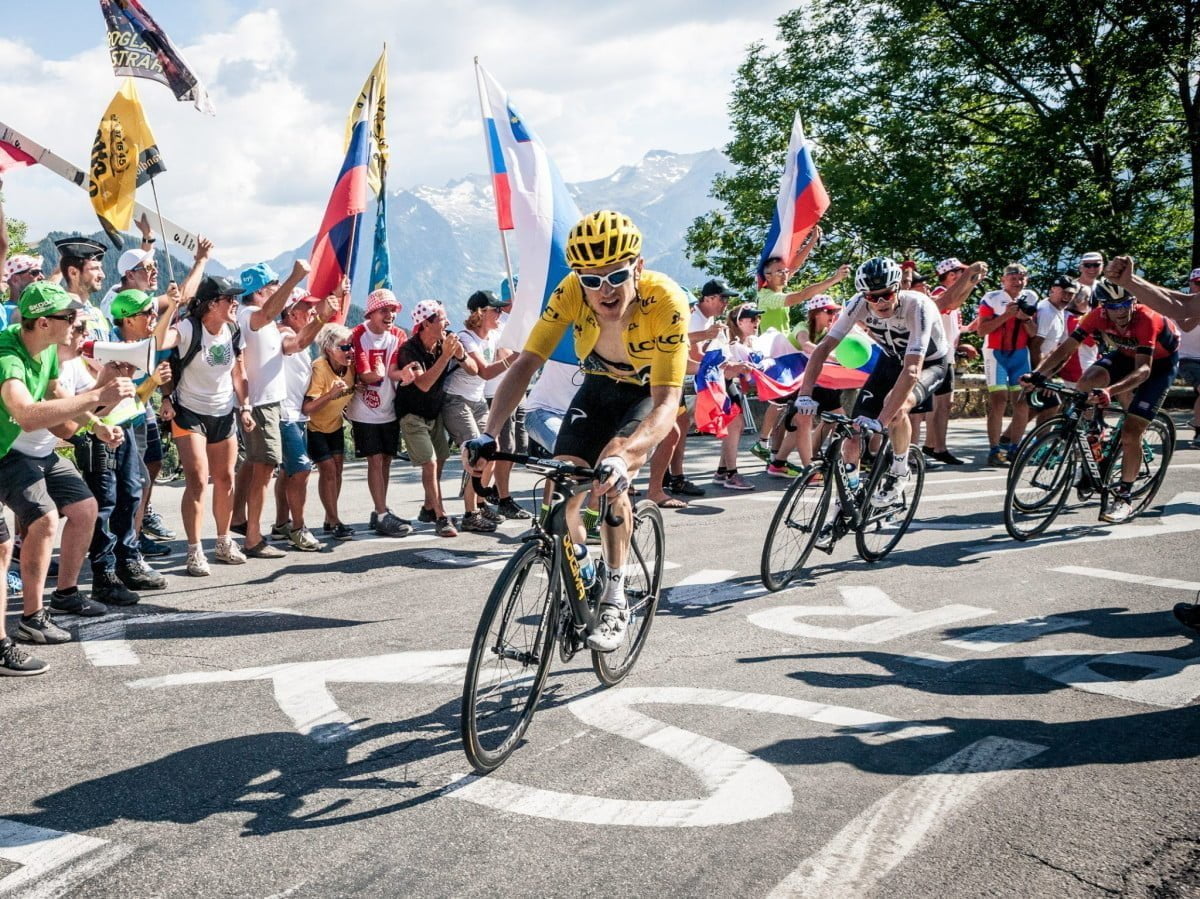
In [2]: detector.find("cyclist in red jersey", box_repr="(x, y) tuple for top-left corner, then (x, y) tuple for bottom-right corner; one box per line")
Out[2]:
(1024, 278), (1180, 523)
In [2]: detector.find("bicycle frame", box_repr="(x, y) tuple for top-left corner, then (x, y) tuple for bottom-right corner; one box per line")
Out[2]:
(816, 414), (889, 545)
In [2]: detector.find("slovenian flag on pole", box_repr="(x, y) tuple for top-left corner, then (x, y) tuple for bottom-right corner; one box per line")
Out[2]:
(476, 62), (579, 364)
(757, 113), (830, 285)
(694, 349), (742, 438)
(309, 94), (370, 317)
(0, 136), (35, 173)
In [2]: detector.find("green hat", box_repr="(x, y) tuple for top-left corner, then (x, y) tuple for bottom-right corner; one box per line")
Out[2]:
(18, 281), (83, 319)
(110, 289), (153, 321)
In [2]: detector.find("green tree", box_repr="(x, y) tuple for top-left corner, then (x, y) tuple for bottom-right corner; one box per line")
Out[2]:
(688, 0), (1197, 289)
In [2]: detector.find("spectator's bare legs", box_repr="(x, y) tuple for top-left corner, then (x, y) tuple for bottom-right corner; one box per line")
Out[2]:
(273, 472), (289, 531)
(667, 407), (689, 478)
(230, 462), (251, 529)
(208, 437), (238, 538)
(366, 453), (391, 516)
(1000, 391), (1031, 449)
(492, 460), (515, 501)
(315, 454), (345, 526)
(285, 470), (310, 531)
(986, 390), (1008, 449)
(928, 391), (952, 453)
(647, 421), (680, 504)
(176, 433), (208, 544)
(0, 537), (10, 639)
(718, 409), (744, 471)
(757, 404), (782, 452)
(244, 463), (273, 547)
(420, 460), (447, 519)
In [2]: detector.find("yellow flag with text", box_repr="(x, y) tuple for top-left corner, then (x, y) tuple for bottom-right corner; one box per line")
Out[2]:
(88, 78), (166, 247)
(345, 47), (387, 195)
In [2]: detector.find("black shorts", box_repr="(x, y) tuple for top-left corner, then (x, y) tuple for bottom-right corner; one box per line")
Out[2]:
(351, 419), (399, 458)
(933, 364), (954, 397)
(307, 426), (345, 463)
(143, 415), (164, 464)
(852, 354), (950, 420)
(1092, 352), (1179, 422)
(0, 451), (94, 530)
(555, 375), (654, 466)
(171, 403), (236, 443)
(784, 385), (842, 431)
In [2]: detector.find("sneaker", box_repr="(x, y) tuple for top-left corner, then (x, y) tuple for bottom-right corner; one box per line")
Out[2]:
(0, 638), (48, 676)
(1100, 493), (1133, 524)
(117, 560), (167, 591)
(766, 461), (803, 478)
(497, 497), (533, 520)
(930, 449), (967, 465)
(417, 507), (437, 524)
(713, 469), (731, 484)
(270, 523), (292, 541)
(586, 601), (629, 652)
(92, 571), (140, 607)
(722, 472), (755, 491)
(186, 548), (211, 577)
(921, 446), (937, 458)
(16, 609), (71, 645)
(7, 569), (22, 598)
(435, 516), (458, 538)
(872, 471), (911, 507)
(48, 589), (107, 617)
(750, 440), (771, 462)
(141, 507), (176, 541)
(288, 527), (322, 552)
(479, 502), (504, 524)
(460, 510), (498, 533)
(1172, 602), (1200, 632)
(986, 449), (1009, 467)
(1007, 443), (1020, 459)
(244, 540), (287, 559)
(328, 523), (355, 540)
(139, 534), (172, 557)
(229, 521), (248, 537)
(667, 475), (706, 497)
(215, 539), (249, 565)
(375, 511), (414, 538)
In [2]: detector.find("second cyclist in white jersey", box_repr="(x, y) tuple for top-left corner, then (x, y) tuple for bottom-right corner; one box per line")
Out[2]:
(794, 256), (987, 503)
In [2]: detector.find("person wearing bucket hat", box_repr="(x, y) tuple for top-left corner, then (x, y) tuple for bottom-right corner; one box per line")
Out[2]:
(0, 280), (138, 660)
(346, 287), (421, 538)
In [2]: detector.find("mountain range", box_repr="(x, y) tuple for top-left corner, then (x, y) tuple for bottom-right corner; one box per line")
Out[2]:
(32, 148), (727, 325)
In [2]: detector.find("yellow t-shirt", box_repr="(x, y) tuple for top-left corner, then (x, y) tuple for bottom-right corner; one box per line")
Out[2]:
(305, 357), (356, 434)
(523, 269), (690, 388)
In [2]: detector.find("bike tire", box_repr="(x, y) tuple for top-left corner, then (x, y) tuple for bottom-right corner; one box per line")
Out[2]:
(1099, 412), (1176, 519)
(461, 540), (558, 774)
(1003, 424), (1077, 540)
(856, 446), (925, 562)
(593, 500), (665, 687)
(760, 465), (830, 591)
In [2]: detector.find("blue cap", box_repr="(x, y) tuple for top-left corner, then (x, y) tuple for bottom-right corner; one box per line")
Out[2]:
(500, 276), (517, 304)
(240, 262), (280, 297)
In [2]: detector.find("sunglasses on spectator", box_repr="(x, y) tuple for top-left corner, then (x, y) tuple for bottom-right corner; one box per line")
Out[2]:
(577, 265), (636, 291)
(336, 343), (354, 352)
(45, 311), (78, 323)
(132, 264), (157, 273)
(70, 323), (88, 334)
(1082, 262), (1102, 268)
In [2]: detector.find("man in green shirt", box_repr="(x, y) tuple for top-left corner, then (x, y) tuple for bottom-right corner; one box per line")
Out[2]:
(0, 281), (133, 675)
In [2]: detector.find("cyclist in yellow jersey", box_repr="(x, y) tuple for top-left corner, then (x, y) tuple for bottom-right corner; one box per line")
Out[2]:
(466, 210), (689, 651)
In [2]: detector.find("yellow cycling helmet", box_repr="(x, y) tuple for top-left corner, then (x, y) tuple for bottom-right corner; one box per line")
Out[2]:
(565, 210), (643, 270)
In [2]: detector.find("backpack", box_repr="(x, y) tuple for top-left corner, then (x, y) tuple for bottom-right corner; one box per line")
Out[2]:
(167, 314), (242, 400)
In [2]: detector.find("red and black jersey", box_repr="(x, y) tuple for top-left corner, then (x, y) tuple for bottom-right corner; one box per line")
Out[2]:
(1072, 305), (1180, 361)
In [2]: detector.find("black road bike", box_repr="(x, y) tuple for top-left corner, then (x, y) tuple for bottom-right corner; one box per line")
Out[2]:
(461, 452), (665, 773)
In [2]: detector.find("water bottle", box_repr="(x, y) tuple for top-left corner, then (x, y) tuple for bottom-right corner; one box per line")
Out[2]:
(845, 464), (861, 491)
(573, 544), (596, 588)
(1086, 432), (1103, 463)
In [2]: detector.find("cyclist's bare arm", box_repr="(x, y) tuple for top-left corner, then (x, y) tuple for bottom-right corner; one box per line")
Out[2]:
(1107, 255), (1200, 326)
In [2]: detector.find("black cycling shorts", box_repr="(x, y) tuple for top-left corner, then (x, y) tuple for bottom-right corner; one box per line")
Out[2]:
(784, 385), (842, 431)
(554, 375), (655, 466)
(1093, 352), (1180, 422)
(852, 354), (950, 420)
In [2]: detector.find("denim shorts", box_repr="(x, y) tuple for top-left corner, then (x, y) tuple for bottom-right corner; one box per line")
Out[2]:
(525, 407), (563, 455)
(279, 420), (314, 475)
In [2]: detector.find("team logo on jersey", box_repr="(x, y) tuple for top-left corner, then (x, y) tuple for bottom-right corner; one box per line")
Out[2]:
(205, 341), (231, 367)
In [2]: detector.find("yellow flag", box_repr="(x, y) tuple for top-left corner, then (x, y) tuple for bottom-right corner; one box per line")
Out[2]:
(88, 78), (166, 247)
(345, 47), (388, 195)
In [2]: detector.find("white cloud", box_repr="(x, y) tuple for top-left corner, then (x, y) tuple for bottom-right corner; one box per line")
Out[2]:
(0, 1), (790, 265)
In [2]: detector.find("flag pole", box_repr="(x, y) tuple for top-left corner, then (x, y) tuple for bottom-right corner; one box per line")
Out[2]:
(147, 178), (176, 285)
(473, 57), (515, 290)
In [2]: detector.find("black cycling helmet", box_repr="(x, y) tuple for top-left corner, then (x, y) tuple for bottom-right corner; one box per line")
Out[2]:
(855, 256), (903, 293)
(1091, 277), (1132, 306)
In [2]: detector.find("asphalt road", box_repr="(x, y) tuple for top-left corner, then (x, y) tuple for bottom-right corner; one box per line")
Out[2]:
(2, 415), (1198, 898)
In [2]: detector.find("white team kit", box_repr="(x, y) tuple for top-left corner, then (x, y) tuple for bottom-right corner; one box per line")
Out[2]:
(829, 290), (950, 362)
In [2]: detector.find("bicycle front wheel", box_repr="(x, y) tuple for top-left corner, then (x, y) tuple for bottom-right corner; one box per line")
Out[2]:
(1003, 422), (1077, 540)
(593, 500), (665, 687)
(760, 464), (830, 591)
(1099, 412), (1176, 519)
(856, 446), (925, 562)
(461, 540), (557, 774)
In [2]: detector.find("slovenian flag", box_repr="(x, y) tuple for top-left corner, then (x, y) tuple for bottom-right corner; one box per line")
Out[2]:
(0, 137), (35, 173)
(757, 113), (830, 285)
(309, 97), (370, 313)
(694, 348), (742, 438)
(749, 349), (874, 399)
(477, 62), (579, 365)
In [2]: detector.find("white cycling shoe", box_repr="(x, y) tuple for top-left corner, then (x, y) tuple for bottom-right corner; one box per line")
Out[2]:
(872, 470), (911, 507)
(586, 602), (629, 653)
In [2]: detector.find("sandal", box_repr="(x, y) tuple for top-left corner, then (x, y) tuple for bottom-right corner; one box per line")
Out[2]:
(655, 496), (689, 509)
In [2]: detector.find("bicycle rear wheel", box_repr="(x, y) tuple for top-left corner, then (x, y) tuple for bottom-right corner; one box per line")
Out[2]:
(1099, 412), (1176, 518)
(1003, 422), (1077, 540)
(760, 465), (830, 591)
(856, 446), (924, 562)
(593, 500), (665, 687)
(461, 540), (557, 774)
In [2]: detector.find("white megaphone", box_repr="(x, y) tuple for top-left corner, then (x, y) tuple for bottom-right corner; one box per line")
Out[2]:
(81, 338), (156, 375)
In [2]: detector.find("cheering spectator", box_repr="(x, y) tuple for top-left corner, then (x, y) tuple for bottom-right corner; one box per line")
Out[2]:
(977, 263), (1038, 465)
(304, 324), (356, 539)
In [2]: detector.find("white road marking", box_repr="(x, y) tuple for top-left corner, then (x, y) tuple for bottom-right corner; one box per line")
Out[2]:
(664, 569), (745, 606)
(900, 652), (957, 668)
(75, 609), (306, 668)
(0, 818), (132, 898)
(128, 649), (471, 742)
(940, 615), (1087, 653)
(920, 490), (1006, 503)
(448, 687), (949, 828)
(1050, 566), (1200, 593)
(1026, 651), (1200, 708)
(767, 737), (1046, 898)
(923, 474), (1008, 485)
(748, 586), (991, 644)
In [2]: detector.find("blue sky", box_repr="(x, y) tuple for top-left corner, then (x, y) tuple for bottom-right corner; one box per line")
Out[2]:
(1, 0), (793, 262)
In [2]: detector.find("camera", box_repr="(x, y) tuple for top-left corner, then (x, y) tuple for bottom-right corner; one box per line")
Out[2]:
(1016, 295), (1039, 317)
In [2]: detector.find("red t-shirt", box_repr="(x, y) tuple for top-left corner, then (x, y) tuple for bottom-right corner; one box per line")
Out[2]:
(978, 290), (1034, 352)
(1072, 305), (1180, 361)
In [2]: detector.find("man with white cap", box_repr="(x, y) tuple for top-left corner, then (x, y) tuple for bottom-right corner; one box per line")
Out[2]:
(920, 257), (979, 465)
(1076, 251), (1104, 307)
(347, 288), (422, 537)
